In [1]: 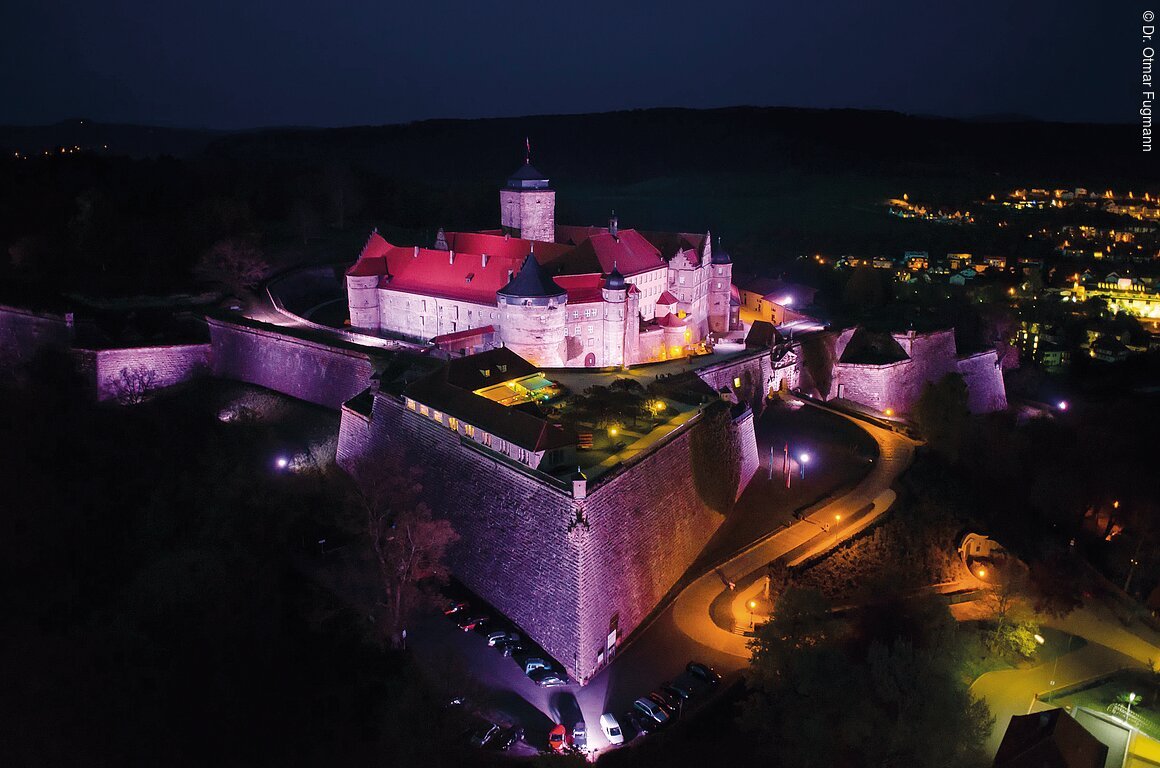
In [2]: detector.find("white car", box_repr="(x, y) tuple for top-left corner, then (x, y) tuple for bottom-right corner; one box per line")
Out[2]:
(599, 713), (624, 745)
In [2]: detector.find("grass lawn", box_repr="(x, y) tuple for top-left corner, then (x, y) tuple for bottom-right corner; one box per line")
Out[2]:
(1043, 670), (1160, 742)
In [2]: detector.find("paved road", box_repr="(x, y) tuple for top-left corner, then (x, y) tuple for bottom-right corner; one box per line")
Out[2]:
(671, 404), (916, 656)
(966, 599), (1160, 758)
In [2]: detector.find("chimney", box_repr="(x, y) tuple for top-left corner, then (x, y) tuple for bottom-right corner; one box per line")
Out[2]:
(571, 468), (587, 500)
(413, 246), (419, 258)
(482, 253), (490, 267)
(449, 250), (455, 265)
(609, 211), (619, 237)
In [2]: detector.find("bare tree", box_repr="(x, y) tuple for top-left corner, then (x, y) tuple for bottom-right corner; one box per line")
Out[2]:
(346, 456), (458, 648)
(109, 365), (157, 405)
(194, 237), (270, 296)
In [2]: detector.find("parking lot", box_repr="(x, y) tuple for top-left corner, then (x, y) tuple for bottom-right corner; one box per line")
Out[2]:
(407, 581), (739, 759)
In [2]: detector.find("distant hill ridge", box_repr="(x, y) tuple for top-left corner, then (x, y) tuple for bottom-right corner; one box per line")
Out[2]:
(0, 107), (1141, 185)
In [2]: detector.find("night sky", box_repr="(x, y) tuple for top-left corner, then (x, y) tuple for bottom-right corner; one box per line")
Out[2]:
(0, 0), (1145, 128)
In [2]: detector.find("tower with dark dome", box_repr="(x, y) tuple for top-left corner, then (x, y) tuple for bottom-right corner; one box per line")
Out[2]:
(601, 264), (628, 366)
(499, 155), (556, 243)
(497, 253), (568, 366)
(708, 235), (733, 335)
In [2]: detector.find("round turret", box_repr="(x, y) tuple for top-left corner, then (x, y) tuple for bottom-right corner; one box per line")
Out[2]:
(497, 254), (568, 366)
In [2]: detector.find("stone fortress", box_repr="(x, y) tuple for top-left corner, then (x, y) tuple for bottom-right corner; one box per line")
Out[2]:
(345, 159), (741, 368)
(0, 148), (1008, 688)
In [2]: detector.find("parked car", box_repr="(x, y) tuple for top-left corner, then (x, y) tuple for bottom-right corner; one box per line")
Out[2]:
(443, 600), (469, 615)
(522, 657), (551, 675)
(490, 726), (524, 751)
(495, 639), (524, 657)
(623, 709), (650, 737)
(663, 679), (696, 701)
(571, 721), (588, 752)
(633, 697), (671, 727)
(457, 615), (488, 632)
(648, 692), (678, 717)
(529, 668), (568, 687)
(686, 661), (721, 685)
(486, 630), (521, 647)
(599, 713), (624, 745)
(548, 724), (568, 753)
(468, 722), (501, 748)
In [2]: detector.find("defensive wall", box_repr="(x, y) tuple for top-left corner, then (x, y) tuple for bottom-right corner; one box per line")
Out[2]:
(206, 316), (380, 409)
(72, 343), (212, 401)
(0, 303), (76, 379)
(337, 377), (761, 683)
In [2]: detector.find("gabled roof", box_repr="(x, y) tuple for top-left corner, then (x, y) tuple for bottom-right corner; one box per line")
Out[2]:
(993, 709), (1108, 768)
(566, 229), (665, 277)
(498, 254), (567, 298)
(404, 349), (577, 454)
(657, 290), (679, 304)
(839, 328), (909, 365)
(638, 231), (708, 259)
(445, 347), (538, 391)
(554, 273), (605, 304)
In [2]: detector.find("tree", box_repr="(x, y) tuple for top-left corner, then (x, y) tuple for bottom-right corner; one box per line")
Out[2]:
(109, 365), (158, 405)
(1028, 553), (1086, 618)
(742, 589), (992, 768)
(345, 457), (458, 648)
(194, 237), (270, 295)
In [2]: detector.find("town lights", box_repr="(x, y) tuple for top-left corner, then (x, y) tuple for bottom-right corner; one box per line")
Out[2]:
(884, 408), (894, 417)
(275, 456), (289, 470)
(977, 568), (987, 579)
(1057, 400), (1069, 411)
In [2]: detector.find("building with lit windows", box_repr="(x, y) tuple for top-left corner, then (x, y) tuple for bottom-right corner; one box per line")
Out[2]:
(346, 159), (741, 367)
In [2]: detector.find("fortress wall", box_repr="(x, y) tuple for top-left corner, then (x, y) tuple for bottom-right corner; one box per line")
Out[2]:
(0, 304), (75, 378)
(73, 344), (211, 401)
(575, 411), (737, 682)
(957, 350), (1008, 413)
(206, 318), (375, 408)
(695, 349), (776, 411)
(733, 406), (761, 496)
(337, 390), (756, 683)
(337, 393), (583, 676)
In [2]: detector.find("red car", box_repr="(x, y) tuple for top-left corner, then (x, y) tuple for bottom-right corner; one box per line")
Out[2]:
(548, 724), (568, 753)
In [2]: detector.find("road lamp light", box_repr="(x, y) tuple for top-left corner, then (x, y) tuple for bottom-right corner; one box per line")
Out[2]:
(1127, 692), (1139, 726)
(748, 599), (757, 629)
(799, 452), (810, 479)
(275, 456), (289, 470)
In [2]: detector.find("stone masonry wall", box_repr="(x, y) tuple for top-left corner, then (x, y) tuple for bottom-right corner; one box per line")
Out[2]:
(337, 388), (757, 683)
(0, 304), (75, 379)
(207, 317), (376, 408)
(73, 344), (212, 401)
(338, 392), (583, 675)
(957, 350), (1008, 413)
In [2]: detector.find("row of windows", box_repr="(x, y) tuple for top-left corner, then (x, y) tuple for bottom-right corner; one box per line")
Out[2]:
(405, 397), (538, 463)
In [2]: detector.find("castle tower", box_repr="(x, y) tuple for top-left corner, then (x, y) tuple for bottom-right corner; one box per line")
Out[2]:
(497, 253), (568, 367)
(602, 264), (628, 366)
(500, 156), (556, 243)
(624, 284), (641, 365)
(708, 236), (733, 335)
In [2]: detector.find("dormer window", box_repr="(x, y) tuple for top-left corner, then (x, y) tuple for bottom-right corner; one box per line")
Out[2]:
(465, 273), (474, 283)
(497, 364), (508, 373)
(480, 369), (491, 378)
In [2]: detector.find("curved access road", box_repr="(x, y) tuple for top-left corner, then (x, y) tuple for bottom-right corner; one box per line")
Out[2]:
(671, 402), (918, 657)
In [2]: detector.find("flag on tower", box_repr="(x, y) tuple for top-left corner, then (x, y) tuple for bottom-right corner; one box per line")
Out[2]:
(525, 136), (531, 164)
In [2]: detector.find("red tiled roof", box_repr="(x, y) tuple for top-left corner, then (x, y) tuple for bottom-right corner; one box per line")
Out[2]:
(443, 231), (572, 264)
(431, 325), (495, 345)
(554, 273), (605, 303)
(567, 229), (665, 277)
(658, 313), (686, 328)
(657, 290), (679, 304)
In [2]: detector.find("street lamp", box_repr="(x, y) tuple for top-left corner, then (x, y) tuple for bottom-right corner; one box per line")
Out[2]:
(1127, 692), (1139, 726)
(799, 452), (810, 479)
(748, 599), (757, 629)
(275, 456), (289, 470)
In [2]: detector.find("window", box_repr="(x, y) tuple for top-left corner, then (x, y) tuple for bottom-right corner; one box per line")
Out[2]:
(465, 424), (475, 438)
(584, 307), (597, 318)
(419, 405), (429, 416)
(448, 417), (458, 431)
(733, 377), (742, 388)
(588, 338), (595, 347)
(406, 398), (416, 411)
(431, 410), (442, 423)
(679, 275), (686, 285)
(575, 325), (581, 335)
(481, 432), (492, 447)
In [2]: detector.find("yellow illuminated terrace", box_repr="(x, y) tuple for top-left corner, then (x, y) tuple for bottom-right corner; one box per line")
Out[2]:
(474, 373), (563, 406)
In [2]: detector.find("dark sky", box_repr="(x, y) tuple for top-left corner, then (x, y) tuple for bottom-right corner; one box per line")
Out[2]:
(0, 0), (1146, 128)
